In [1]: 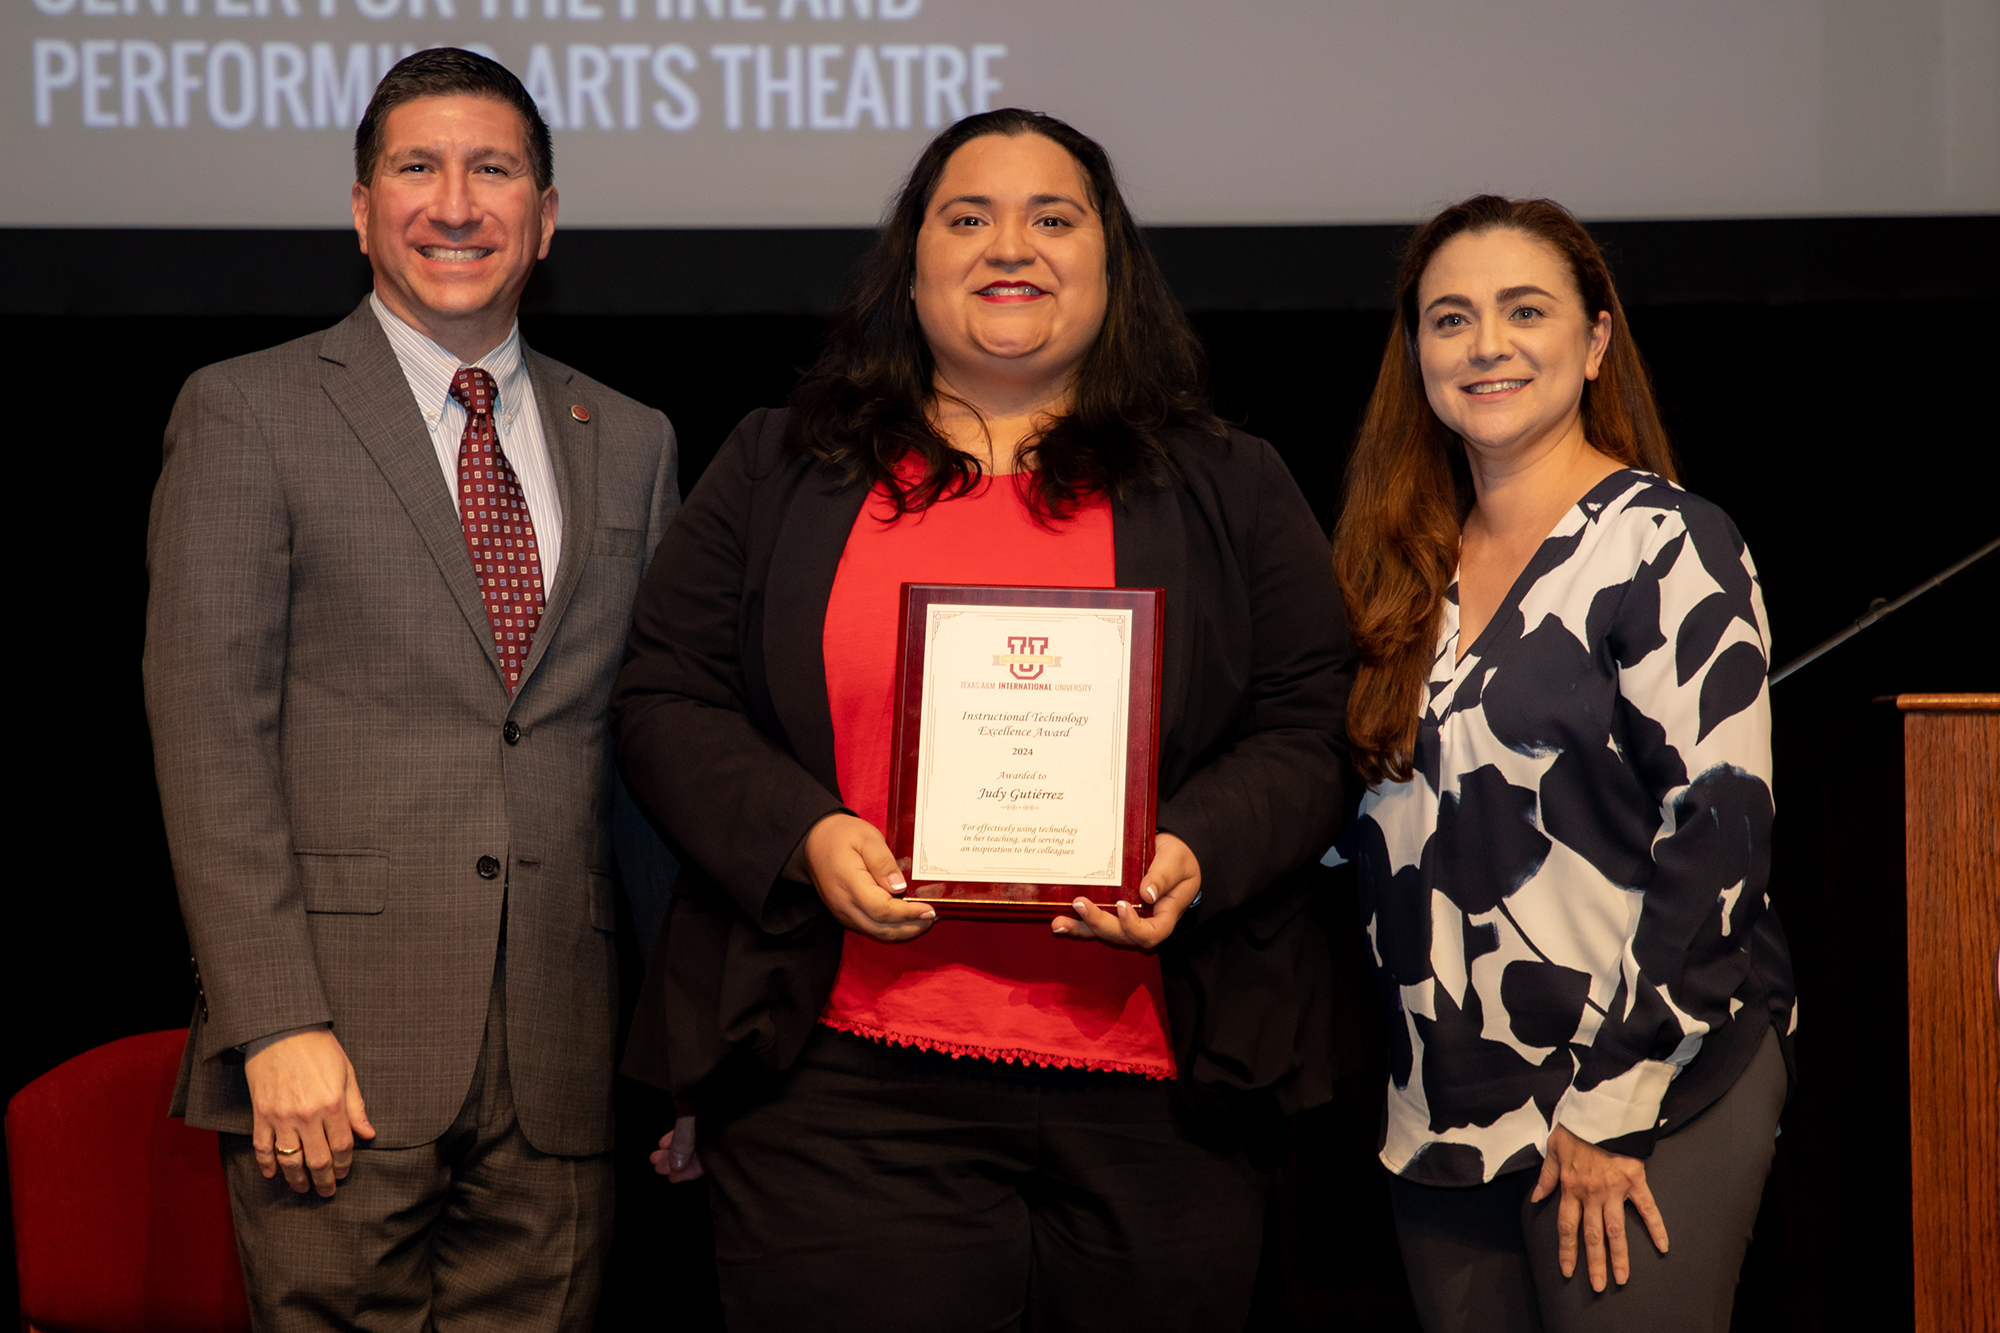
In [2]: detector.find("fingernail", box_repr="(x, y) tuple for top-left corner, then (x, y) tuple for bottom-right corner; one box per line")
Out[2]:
(669, 1152), (690, 1171)
(1073, 897), (1090, 912)
(919, 908), (936, 919)
(1116, 900), (1131, 915)
(888, 873), (908, 891)
(1052, 921), (1067, 934)
(1141, 884), (1157, 903)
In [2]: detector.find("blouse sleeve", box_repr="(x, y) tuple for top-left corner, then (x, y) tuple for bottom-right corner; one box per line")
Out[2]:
(1551, 494), (1776, 1157)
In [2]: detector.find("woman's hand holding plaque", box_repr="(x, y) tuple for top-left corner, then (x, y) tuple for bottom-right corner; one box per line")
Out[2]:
(801, 813), (937, 943)
(1052, 831), (1201, 949)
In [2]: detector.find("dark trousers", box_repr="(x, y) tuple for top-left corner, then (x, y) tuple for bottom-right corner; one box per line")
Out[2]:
(702, 1026), (1274, 1333)
(219, 949), (613, 1333)
(1389, 1027), (1788, 1333)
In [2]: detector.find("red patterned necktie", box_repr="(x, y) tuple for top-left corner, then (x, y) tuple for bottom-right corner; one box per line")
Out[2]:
(450, 366), (545, 693)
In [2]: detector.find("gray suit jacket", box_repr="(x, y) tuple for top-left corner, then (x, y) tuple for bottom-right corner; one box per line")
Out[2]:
(146, 300), (679, 1156)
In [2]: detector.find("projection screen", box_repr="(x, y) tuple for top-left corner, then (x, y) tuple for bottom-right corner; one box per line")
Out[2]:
(9, 0), (1997, 227)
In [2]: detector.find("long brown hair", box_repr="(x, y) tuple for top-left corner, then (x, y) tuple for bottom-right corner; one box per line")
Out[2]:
(786, 108), (1222, 521)
(1333, 195), (1678, 785)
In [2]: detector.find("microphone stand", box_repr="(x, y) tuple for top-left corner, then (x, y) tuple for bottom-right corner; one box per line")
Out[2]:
(1769, 535), (1999, 686)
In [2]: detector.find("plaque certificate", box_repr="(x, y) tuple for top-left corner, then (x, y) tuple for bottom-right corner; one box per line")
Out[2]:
(886, 585), (1164, 916)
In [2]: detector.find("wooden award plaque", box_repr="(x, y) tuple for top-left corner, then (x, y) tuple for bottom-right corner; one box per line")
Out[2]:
(885, 584), (1164, 919)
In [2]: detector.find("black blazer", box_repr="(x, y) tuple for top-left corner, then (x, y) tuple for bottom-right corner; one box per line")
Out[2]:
(615, 408), (1359, 1113)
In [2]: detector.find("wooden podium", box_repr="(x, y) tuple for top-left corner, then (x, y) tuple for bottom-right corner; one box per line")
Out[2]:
(1899, 693), (1999, 1333)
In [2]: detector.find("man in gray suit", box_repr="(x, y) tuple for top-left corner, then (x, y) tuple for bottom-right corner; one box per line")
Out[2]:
(144, 47), (677, 1330)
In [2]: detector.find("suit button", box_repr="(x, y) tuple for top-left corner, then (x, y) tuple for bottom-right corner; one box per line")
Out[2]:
(477, 856), (501, 879)
(503, 720), (521, 745)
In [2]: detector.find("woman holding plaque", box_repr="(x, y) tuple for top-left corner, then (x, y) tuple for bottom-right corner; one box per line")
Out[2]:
(614, 108), (1355, 1330)
(1329, 195), (1796, 1332)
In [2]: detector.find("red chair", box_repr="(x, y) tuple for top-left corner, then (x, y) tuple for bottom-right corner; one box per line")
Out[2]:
(7, 1031), (251, 1333)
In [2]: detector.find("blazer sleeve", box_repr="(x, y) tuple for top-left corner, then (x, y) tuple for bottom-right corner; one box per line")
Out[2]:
(613, 405), (685, 964)
(144, 364), (332, 1059)
(1157, 439), (1356, 917)
(638, 407), (682, 576)
(613, 413), (847, 932)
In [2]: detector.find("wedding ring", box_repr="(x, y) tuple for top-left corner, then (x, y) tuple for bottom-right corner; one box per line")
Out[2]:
(275, 1145), (302, 1156)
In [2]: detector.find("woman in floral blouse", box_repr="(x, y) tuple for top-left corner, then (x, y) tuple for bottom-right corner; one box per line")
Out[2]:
(1329, 195), (1796, 1333)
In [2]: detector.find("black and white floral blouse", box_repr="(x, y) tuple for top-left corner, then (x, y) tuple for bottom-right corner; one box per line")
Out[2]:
(1330, 470), (1797, 1187)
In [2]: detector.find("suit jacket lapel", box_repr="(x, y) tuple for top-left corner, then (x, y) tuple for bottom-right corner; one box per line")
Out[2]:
(763, 462), (870, 798)
(516, 350), (596, 694)
(317, 302), (505, 688)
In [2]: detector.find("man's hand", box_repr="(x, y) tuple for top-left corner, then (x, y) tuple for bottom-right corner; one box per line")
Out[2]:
(243, 1026), (375, 1197)
(802, 814), (935, 943)
(1530, 1123), (1670, 1290)
(1052, 832), (1201, 949)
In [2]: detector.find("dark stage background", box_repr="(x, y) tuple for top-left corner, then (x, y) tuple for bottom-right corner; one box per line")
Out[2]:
(6, 217), (1997, 1331)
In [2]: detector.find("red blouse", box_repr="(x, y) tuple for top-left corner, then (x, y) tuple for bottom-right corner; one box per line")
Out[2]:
(817, 472), (1175, 1078)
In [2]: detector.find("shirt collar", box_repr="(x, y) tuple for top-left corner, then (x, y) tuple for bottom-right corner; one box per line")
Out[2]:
(368, 291), (528, 419)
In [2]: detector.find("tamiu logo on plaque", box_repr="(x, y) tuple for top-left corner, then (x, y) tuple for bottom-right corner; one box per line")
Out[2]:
(997, 635), (1059, 681)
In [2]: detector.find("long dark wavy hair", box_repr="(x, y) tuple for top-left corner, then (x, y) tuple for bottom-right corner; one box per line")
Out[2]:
(1333, 195), (1679, 784)
(786, 108), (1223, 521)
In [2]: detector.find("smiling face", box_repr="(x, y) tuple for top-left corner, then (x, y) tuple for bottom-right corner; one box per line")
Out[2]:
(911, 132), (1109, 405)
(351, 94), (557, 359)
(1415, 227), (1611, 465)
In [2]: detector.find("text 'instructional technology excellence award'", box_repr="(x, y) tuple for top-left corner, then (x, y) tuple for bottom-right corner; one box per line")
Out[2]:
(886, 585), (1164, 918)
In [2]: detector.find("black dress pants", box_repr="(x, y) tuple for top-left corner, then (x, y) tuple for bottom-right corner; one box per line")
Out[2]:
(701, 1026), (1273, 1333)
